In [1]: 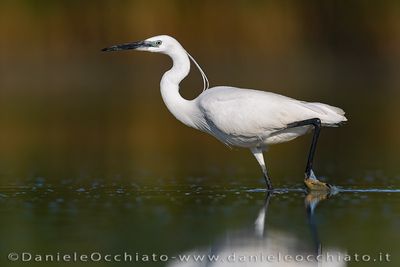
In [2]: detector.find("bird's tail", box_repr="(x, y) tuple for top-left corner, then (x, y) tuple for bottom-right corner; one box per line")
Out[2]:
(304, 102), (347, 126)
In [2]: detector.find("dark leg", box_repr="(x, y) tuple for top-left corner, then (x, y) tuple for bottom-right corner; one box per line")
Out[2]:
(287, 118), (331, 191)
(287, 118), (321, 178)
(259, 163), (273, 190)
(251, 148), (273, 190)
(262, 167), (273, 190)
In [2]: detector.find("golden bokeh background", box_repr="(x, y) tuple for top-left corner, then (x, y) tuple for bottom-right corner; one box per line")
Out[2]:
(0, 0), (399, 186)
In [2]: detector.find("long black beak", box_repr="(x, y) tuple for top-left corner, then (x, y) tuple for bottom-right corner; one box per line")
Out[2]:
(101, 40), (152, 52)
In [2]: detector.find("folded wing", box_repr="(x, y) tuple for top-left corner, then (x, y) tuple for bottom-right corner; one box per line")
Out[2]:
(197, 86), (347, 138)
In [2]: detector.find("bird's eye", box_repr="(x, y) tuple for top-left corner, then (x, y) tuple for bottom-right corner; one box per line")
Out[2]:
(155, 40), (162, 46)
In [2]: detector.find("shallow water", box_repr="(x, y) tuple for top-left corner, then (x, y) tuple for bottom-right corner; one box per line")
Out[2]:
(0, 176), (399, 267)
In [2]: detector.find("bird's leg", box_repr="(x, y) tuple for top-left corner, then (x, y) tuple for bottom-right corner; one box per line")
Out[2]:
(251, 148), (273, 190)
(287, 118), (331, 191)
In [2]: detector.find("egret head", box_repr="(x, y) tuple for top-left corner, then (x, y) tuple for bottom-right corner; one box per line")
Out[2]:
(102, 35), (210, 91)
(102, 35), (179, 54)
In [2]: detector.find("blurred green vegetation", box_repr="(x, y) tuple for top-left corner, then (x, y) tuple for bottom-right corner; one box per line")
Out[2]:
(0, 0), (399, 185)
(0, 2), (399, 267)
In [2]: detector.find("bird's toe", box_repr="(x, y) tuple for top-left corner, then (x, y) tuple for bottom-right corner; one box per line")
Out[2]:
(304, 178), (332, 192)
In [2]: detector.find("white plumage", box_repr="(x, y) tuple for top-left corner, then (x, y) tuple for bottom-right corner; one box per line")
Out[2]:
(198, 86), (346, 147)
(103, 35), (347, 190)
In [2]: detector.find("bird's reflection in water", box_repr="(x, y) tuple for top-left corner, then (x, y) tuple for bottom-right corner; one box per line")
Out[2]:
(305, 191), (332, 256)
(168, 191), (345, 267)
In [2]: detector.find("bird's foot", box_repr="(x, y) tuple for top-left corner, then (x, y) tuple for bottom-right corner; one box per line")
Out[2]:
(265, 182), (274, 191)
(266, 186), (274, 192)
(304, 178), (332, 191)
(263, 173), (274, 191)
(304, 170), (333, 192)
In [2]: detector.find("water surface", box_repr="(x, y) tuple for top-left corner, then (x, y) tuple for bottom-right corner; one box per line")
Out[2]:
(1, 176), (399, 267)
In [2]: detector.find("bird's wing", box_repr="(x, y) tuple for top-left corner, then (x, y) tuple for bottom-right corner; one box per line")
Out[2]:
(197, 86), (346, 138)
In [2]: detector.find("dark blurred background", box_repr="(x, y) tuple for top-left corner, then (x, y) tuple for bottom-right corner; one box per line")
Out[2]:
(0, 0), (399, 187)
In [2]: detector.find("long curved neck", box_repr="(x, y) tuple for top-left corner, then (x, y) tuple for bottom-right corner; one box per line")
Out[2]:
(160, 46), (199, 129)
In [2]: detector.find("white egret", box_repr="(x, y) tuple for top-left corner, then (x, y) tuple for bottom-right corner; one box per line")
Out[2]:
(102, 35), (347, 191)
